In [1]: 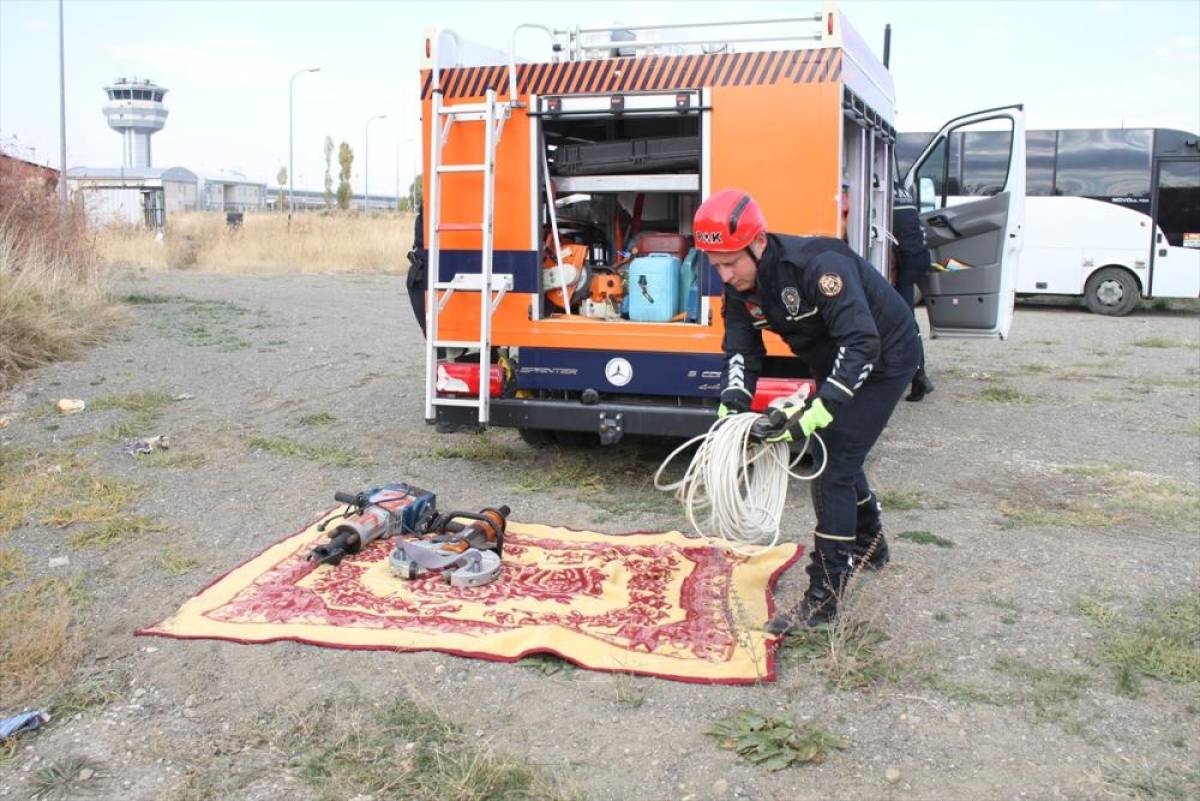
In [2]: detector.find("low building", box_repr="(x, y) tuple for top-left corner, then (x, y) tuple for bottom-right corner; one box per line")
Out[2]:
(200, 172), (266, 212)
(0, 153), (60, 194)
(66, 166), (197, 227)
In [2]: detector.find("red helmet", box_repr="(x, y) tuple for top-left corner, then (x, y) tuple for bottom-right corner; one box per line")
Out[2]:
(692, 189), (767, 252)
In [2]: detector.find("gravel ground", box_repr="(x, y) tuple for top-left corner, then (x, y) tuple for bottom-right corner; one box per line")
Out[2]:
(1, 270), (1198, 801)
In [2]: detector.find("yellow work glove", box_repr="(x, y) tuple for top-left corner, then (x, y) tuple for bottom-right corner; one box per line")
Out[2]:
(765, 398), (833, 443)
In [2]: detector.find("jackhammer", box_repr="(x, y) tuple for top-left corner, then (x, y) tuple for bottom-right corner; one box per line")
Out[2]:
(306, 483), (436, 566)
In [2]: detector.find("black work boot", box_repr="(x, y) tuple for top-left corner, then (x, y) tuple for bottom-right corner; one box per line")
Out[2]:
(852, 492), (889, 571)
(853, 530), (890, 571)
(765, 539), (851, 635)
(906, 368), (934, 402)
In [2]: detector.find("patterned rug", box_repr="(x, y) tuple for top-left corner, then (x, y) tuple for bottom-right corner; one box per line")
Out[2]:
(137, 512), (801, 684)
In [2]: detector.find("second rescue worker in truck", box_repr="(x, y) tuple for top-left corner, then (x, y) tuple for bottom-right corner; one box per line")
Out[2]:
(693, 189), (920, 633)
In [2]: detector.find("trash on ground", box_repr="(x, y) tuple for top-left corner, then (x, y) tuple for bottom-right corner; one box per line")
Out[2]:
(0, 710), (50, 741)
(125, 435), (170, 455)
(57, 399), (86, 414)
(48, 555), (70, 569)
(172, 393), (194, 402)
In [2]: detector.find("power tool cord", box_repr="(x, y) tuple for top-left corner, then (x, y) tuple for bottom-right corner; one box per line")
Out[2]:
(654, 413), (825, 555)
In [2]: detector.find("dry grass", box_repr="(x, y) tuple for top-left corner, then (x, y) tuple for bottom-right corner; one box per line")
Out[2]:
(96, 211), (415, 274)
(0, 169), (120, 390)
(998, 463), (1199, 530)
(1, 445), (163, 550)
(166, 694), (580, 801)
(0, 577), (82, 705)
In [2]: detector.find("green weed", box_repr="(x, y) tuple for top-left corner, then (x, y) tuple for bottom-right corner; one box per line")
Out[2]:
(0, 547), (26, 587)
(67, 513), (165, 549)
(1101, 761), (1200, 801)
(978, 385), (1038, 404)
(299, 412), (337, 427)
(141, 451), (208, 469)
(1132, 337), (1200, 350)
(518, 653), (577, 677)
(245, 435), (372, 468)
(895, 530), (955, 548)
(1092, 594), (1200, 696)
(160, 546), (201, 576)
(707, 710), (849, 770)
(611, 672), (648, 708)
(433, 436), (522, 462)
(878, 490), (925, 511)
(89, 390), (173, 417)
(278, 695), (578, 801)
(994, 656), (1091, 722)
(51, 672), (125, 717)
(30, 755), (106, 800)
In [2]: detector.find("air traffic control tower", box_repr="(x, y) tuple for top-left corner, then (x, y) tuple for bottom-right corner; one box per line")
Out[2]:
(102, 78), (168, 169)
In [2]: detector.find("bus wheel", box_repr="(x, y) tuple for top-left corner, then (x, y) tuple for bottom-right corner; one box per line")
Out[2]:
(1085, 267), (1140, 316)
(517, 428), (555, 447)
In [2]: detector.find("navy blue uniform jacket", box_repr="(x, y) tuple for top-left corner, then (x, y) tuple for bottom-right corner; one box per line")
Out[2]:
(720, 234), (917, 411)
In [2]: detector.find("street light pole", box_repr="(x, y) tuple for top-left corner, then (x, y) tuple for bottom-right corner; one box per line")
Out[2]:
(57, 0), (67, 204)
(288, 66), (320, 221)
(364, 113), (387, 211)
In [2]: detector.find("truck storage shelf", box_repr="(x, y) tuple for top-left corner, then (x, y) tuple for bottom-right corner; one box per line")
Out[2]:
(551, 174), (699, 193)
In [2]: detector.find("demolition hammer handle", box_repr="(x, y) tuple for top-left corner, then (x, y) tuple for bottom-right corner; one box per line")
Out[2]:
(334, 491), (360, 505)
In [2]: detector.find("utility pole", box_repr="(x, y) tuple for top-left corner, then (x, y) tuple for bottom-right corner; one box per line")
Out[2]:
(57, 0), (67, 204)
(288, 66), (321, 222)
(364, 113), (387, 211)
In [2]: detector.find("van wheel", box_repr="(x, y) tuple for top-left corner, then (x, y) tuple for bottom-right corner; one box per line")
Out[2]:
(1085, 267), (1140, 316)
(517, 428), (555, 447)
(552, 430), (601, 448)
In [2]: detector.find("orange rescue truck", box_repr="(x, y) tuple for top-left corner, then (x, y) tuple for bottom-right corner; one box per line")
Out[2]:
(419, 4), (1025, 445)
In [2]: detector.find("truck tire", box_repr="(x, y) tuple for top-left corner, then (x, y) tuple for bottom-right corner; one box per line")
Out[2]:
(1084, 267), (1140, 317)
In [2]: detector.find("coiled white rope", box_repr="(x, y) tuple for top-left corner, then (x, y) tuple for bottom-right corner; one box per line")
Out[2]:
(653, 412), (826, 555)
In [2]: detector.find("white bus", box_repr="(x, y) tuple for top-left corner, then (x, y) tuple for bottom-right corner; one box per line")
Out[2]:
(898, 128), (1200, 315)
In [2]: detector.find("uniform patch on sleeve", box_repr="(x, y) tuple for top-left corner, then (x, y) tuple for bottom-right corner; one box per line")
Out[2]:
(818, 273), (844, 297)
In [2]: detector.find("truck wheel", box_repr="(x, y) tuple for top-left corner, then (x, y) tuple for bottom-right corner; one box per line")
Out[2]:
(517, 428), (554, 447)
(1085, 267), (1140, 316)
(553, 430), (601, 448)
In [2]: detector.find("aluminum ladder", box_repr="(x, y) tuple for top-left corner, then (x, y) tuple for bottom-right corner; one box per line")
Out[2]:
(423, 86), (513, 427)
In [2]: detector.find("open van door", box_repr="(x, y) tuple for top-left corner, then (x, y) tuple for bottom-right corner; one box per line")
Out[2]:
(903, 105), (1025, 338)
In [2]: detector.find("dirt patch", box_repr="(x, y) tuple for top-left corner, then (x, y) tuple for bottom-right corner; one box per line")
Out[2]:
(0, 275), (1197, 801)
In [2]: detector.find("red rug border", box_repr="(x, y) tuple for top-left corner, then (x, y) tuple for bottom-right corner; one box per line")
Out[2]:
(134, 509), (805, 686)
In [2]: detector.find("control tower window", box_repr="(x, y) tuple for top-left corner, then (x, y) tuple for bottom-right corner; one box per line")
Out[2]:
(153, 92), (163, 101)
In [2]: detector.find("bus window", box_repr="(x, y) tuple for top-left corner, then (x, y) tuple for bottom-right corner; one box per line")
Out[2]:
(895, 133), (930, 177)
(961, 130), (1014, 196)
(1156, 160), (1200, 248)
(1026, 131), (1056, 196)
(1054, 129), (1152, 200)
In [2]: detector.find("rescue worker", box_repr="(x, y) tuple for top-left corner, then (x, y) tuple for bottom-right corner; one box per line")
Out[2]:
(694, 189), (920, 632)
(892, 183), (935, 402)
(406, 202), (428, 337)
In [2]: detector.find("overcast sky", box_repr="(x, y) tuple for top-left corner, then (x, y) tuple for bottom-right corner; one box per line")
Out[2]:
(1, 0), (1197, 195)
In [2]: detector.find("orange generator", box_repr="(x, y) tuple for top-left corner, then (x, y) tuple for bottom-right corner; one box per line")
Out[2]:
(420, 4), (904, 445)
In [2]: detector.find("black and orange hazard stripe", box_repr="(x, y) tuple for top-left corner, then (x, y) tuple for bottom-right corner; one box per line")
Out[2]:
(420, 49), (841, 99)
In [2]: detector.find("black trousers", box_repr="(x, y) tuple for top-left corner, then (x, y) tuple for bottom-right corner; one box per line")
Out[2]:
(808, 336), (919, 567)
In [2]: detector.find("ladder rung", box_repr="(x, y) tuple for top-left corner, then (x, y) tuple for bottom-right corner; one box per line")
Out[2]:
(438, 164), (486, 174)
(433, 397), (486, 407)
(439, 103), (489, 115)
(436, 223), (483, 232)
(433, 340), (483, 349)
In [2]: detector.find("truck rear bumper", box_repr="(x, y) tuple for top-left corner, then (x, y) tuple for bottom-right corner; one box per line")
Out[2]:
(435, 397), (714, 441)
